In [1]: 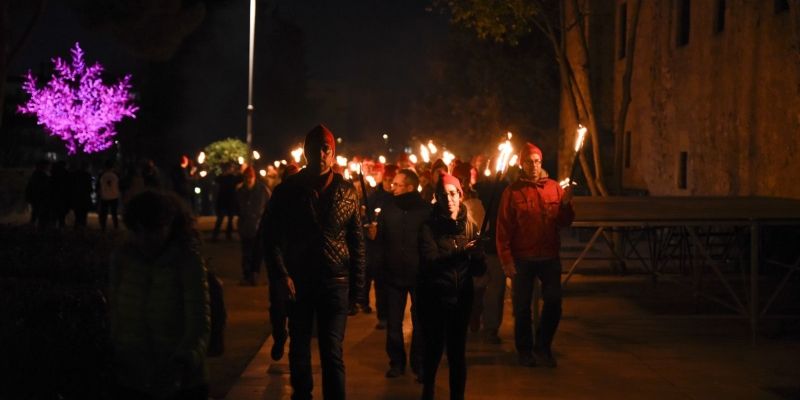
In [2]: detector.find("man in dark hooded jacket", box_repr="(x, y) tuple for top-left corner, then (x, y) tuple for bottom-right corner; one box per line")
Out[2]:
(262, 124), (366, 400)
(369, 169), (430, 380)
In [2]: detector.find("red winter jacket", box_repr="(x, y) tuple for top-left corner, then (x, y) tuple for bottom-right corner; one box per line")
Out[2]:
(495, 177), (574, 267)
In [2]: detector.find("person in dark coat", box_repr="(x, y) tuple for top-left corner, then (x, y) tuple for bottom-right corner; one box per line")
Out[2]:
(236, 166), (270, 286)
(70, 161), (94, 229)
(262, 124), (366, 400)
(360, 164), (398, 327)
(418, 173), (486, 400)
(368, 169), (430, 379)
(49, 161), (71, 229)
(25, 160), (51, 228)
(212, 162), (241, 241)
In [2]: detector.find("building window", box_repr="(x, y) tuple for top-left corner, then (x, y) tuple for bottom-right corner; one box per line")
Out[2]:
(617, 2), (628, 60)
(714, 0), (725, 34)
(676, 0), (691, 47)
(775, 0), (789, 13)
(678, 152), (688, 189)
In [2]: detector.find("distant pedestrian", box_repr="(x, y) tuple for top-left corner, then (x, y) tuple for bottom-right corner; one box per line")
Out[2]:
(49, 161), (71, 229)
(25, 159), (51, 228)
(236, 166), (270, 286)
(418, 173), (486, 400)
(70, 161), (93, 229)
(212, 162), (241, 241)
(110, 190), (210, 399)
(98, 160), (121, 231)
(496, 142), (574, 368)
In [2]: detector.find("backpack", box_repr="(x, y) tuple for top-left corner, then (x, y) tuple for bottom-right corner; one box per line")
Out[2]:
(207, 271), (227, 357)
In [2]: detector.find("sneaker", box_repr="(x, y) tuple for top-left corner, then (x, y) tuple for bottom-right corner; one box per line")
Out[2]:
(271, 334), (287, 361)
(518, 353), (536, 367)
(533, 348), (557, 368)
(385, 367), (405, 378)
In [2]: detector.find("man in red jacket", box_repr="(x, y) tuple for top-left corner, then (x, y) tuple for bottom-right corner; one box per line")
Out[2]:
(496, 142), (574, 368)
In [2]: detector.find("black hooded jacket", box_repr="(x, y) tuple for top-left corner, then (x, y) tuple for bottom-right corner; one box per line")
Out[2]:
(377, 191), (431, 288)
(262, 169), (366, 298)
(418, 204), (486, 305)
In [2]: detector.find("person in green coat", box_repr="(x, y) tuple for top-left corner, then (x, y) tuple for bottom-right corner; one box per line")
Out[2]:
(109, 190), (210, 399)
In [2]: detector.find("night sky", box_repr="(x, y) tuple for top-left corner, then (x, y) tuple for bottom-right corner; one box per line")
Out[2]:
(9, 0), (451, 161)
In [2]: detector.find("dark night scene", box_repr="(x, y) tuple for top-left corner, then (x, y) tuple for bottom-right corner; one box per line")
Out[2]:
(2, 0), (800, 399)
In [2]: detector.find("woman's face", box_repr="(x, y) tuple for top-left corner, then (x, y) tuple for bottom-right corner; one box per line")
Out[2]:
(438, 183), (461, 217)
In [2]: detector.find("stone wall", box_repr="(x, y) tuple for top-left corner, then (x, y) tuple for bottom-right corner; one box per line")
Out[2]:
(618, 0), (800, 197)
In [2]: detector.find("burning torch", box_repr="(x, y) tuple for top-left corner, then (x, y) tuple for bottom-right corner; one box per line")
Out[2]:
(562, 124), (588, 188)
(478, 137), (514, 237)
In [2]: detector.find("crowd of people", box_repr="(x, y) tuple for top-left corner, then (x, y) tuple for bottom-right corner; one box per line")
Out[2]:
(23, 123), (574, 399)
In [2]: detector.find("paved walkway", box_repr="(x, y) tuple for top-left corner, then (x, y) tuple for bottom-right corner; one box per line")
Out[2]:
(228, 273), (800, 399)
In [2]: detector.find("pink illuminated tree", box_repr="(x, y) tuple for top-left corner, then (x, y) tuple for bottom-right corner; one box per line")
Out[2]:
(18, 42), (138, 154)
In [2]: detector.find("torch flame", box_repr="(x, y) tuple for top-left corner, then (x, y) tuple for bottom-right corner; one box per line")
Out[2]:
(197, 151), (206, 165)
(378, 155), (386, 164)
(507, 131), (513, 140)
(494, 140), (513, 173)
(348, 162), (359, 172)
(252, 150), (261, 160)
(420, 144), (430, 163)
(374, 207), (382, 215)
(409, 154), (418, 164)
(336, 156), (348, 167)
(291, 147), (304, 163)
(427, 140), (438, 154)
(575, 124), (588, 153)
(442, 151), (455, 166)
(259, 169), (267, 177)
(344, 169), (351, 180)
(199, 170), (208, 178)
(509, 154), (519, 167)
(237, 156), (245, 165)
(366, 175), (377, 187)
(273, 160), (280, 168)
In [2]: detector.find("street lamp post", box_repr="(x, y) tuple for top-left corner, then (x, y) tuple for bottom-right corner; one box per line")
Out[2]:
(246, 0), (256, 148)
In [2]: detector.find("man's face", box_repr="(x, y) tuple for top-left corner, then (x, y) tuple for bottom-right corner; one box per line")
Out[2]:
(521, 153), (542, 180)
(305, 143), (335, 175)
(391, 173), (414, 196)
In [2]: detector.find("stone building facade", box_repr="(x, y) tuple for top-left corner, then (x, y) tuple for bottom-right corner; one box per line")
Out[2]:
(567, 0), (800, 198)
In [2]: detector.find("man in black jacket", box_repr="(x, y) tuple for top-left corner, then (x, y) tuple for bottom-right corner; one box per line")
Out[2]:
(262, 124), (366, 400)
(368, 169), (430, 380)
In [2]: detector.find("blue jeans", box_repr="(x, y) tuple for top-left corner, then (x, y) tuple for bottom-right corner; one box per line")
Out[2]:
(288, 279), (349, 400)
(512, 258), (562, 354)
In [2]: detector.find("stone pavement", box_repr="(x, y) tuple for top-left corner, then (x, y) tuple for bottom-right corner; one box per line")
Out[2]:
(227, 272), (800, 400)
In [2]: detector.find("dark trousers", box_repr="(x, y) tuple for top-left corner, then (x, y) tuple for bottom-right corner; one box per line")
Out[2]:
(240, 236), (263, 281)
(212, 211), (235, 239)
(481, 254), (505, 332)
(419, 287), (472, 400)
(73, 207), (88, 228)
(269, 278), (289, 342)
(384, 284), (422, 373)
(288, 280), (349, 400)
(98, 199), (119, 231)
(511, 258), (562, 355)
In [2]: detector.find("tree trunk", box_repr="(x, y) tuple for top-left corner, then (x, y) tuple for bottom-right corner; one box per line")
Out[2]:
(613, 0), (642, 193)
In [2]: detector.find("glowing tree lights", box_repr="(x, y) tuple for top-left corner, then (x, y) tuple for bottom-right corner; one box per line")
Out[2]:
(17, 42), (138, 154)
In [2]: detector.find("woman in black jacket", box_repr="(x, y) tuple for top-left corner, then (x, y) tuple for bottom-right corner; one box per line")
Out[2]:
(418, 173), (486, 400)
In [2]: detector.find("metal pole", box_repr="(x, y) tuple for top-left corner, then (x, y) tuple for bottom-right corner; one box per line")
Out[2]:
(246, 0), (256, 148)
